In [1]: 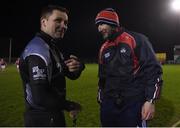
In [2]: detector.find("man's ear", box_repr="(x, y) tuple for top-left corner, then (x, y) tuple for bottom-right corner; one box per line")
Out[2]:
(41, 18), (47, 28)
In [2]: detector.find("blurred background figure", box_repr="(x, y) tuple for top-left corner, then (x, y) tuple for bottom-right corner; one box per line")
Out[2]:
(0, 58), (7, 71)
(15, 58), (20, 72)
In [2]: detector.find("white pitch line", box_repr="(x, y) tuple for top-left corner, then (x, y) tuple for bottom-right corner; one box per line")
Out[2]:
(172, 119), (180, 127)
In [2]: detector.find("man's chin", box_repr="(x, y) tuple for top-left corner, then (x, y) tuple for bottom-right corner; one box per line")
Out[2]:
(55, 34), (64, 39)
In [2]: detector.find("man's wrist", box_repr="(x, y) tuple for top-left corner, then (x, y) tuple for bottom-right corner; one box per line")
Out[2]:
(147, 99), (155, 104)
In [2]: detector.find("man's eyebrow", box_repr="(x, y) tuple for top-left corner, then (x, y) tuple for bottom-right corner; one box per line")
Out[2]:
(54, 18), (68, 23)
(55, 17), (67, 21)
(54, 17), (63, 21)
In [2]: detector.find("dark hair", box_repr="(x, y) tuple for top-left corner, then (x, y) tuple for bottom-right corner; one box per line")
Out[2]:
(40, 5), (69, 20)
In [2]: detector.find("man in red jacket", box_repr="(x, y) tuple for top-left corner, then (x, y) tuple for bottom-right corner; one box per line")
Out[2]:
(95, 8), (163, 127)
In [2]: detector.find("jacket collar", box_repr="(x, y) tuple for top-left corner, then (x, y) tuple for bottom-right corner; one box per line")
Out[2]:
(108, 27), (125, 41)
(36, 31), (59, 46)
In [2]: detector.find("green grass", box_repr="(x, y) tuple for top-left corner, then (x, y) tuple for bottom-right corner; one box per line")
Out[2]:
(148, 65), (180, 127)
(0, 65), (24, 126)
(0, 64), (180, 126)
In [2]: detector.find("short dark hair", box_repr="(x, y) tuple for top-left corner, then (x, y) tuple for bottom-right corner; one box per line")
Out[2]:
(40, 5), (69, 20)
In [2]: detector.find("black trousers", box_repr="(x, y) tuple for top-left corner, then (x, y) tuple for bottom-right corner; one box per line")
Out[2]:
(24, 110), (65, 127)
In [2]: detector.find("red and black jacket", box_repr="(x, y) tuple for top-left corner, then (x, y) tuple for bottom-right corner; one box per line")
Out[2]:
(98, 28), (163, 103)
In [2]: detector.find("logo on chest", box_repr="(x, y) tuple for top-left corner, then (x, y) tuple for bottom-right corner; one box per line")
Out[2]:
(56, 62), (62, 72)
(104, 52), (110, 58)
(120, 47), (126, 53)
(32, 66), (46, 80)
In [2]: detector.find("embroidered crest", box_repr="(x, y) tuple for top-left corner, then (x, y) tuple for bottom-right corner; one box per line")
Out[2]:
(120, 48), (126, 53)
(104, 52), (110, 58)
(32, 66), (46, 80)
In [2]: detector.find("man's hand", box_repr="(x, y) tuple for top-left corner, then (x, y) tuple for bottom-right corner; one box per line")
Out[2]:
(65, 100), (82, 118)
(68, 103), (81, 119)
(69, 110), (80, 119)
(64, 55), (81, 72)
(141, 101), (155, 120)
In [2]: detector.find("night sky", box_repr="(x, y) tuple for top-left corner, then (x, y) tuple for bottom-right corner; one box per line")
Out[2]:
(0, 0), (179, 61)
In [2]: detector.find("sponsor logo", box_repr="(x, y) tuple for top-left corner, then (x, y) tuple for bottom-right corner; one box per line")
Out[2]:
(32, 66), (46, 80)
(56, 62), (62, 72)
(120, 48), (126, 53)
(104, 52), (110, 58)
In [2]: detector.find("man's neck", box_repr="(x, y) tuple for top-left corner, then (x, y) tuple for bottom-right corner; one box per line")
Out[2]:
(108, 27), (123, 41)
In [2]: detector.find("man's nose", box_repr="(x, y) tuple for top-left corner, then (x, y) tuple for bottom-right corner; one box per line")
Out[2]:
(60, 21), (68, 30)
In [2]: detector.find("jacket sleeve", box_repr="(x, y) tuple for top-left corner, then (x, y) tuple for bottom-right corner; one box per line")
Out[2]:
(137, 37), (163, 103)
(26, 55), (66, 110)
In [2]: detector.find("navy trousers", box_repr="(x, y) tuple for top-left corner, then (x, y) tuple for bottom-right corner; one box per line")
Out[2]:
(100, 98), (145, 127)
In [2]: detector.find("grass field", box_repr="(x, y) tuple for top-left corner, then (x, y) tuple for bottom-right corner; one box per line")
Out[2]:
(0, 64), (180, 126)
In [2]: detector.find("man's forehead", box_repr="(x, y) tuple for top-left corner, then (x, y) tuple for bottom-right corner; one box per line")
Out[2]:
(51, 10), (68, 19)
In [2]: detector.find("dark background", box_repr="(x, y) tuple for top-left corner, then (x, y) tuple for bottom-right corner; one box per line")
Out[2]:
(0, 0), (180, 61)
